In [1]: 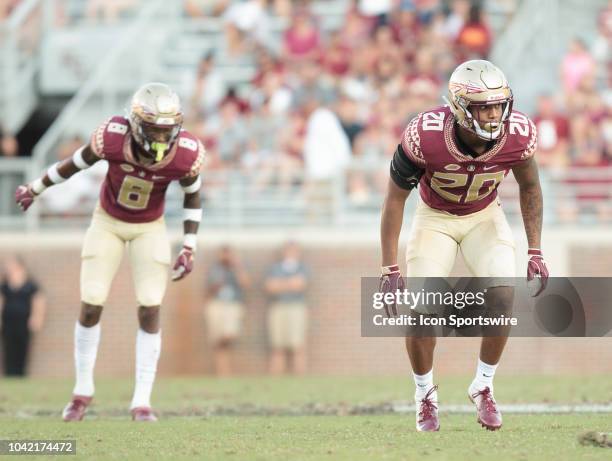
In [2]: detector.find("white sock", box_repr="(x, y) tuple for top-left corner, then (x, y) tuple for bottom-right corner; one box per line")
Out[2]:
(413, 369), (435, 400)
(73, 322), (101, 397)
(472, 358), (498, 392)
(130, 329), (161, 409)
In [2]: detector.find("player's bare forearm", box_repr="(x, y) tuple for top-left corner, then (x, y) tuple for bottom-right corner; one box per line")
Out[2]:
(179, 175), (202, 235)
(39, 144), (99, 189)
(381, 178), (411, 266)
(16, 144), (100, 210)
(172, 177), (202, 281)
(512, 158), (543, 249)
(182, 191), (201, 235)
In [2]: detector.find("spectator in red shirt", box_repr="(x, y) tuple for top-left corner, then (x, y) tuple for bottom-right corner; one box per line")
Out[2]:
(533, 94), (571, 167)
(320, 31), (352, 79)
(389, 4), (422, 64)
(455, 3), (492, 60)
(282, 9), (321, 64)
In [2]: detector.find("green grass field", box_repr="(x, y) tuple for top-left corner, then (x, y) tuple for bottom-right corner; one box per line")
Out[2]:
(1, 376), (611, 460)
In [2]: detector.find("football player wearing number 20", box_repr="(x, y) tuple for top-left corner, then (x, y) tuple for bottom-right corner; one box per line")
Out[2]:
(15, 83), (205, 422)
(380, 61), (549, 432)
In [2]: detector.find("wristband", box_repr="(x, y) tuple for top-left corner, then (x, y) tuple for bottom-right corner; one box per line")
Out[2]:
(182, 176), (201, 194)
(31, 178), (47, 195)
(72, 146), (90, 170)
(381, 264), (400, 275)
(183, 207), (202, 223)
(183, 233), (197, 251)
(528, 248), (543, 256)
(47, 163), (67, 184)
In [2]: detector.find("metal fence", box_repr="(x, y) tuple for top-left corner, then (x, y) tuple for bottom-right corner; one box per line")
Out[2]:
(0, 162), (610, 231)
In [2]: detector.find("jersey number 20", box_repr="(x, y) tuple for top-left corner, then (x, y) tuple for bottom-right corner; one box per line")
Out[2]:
(431, 171), (505, 203)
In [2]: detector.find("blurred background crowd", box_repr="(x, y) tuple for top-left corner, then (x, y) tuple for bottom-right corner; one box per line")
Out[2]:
(1, 0), (611, 220)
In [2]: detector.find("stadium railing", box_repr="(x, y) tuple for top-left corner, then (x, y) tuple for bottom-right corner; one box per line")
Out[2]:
(1, 163), (609, 231)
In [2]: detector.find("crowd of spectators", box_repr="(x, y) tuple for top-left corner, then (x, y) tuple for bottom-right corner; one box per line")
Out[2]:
(1, 0), (610, 221)
(530, 1), (612, 221)
(178, 0), (611, 218)
(183, 0), (498, 205)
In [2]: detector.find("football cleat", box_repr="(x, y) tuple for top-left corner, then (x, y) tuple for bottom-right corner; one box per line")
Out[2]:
(131, 406), (158, 422)
(415, 385), (440, 432)
(62, 395), (92, 422)
(468, 385), (502, 431)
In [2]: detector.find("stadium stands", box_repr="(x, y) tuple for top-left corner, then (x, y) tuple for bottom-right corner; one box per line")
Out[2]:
(0, 0), (610, 229)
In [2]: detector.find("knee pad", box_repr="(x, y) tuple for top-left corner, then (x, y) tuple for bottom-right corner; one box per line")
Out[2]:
(81, 281), (109, 306)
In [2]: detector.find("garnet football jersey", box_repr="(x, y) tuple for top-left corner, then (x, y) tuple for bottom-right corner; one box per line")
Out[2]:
(401, 105), (537, 216)
(90, 116), (205, 223)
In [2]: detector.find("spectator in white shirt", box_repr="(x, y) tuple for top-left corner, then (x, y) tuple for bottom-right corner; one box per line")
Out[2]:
(303, 99), (352, 181)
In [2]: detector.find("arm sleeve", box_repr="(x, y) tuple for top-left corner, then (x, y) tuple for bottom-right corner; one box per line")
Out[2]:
(390, 144), (425, 190)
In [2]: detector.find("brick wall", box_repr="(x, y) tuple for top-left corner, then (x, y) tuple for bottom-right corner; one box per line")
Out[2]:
(2, 239), (612, 377)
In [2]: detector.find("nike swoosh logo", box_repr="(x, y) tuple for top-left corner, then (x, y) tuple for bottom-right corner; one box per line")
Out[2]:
(483, 165), (498, 171)
(482, 374), (493, 377)
(152, 175), (166, 180)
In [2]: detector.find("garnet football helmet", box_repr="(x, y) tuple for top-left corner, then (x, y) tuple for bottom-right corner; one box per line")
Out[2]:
(129, 82), (183, 162)
(445, 60), (513, 141)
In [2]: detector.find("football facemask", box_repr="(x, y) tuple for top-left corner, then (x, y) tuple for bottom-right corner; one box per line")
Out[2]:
(445, 60), (513, 141)
(137, 121), (181, 161)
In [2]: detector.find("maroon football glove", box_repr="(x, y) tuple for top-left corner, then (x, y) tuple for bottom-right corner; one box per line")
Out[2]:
(15, 184), (37, 212)
(527, 249), (548, 297)
(379, 264), (405, 317)
(171, 246), (194, 281)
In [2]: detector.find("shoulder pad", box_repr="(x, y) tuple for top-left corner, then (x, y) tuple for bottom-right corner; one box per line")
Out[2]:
(90, 116), (130, 159)
(505, 111), (537, 161)
(401, 106), (452, 168)
(400, 115), (427, 168)
(175, 132), (206, 177)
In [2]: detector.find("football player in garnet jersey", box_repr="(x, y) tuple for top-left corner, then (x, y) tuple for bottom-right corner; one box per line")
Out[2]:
(15, 83), (206, 422)
(380, 60), (548, 432)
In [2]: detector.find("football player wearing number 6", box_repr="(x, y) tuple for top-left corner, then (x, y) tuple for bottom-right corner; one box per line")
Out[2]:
(380, 60), (548, 432)
(15, 83), (205, 422)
